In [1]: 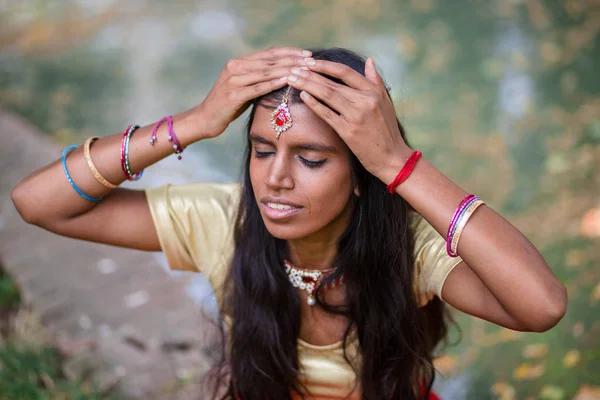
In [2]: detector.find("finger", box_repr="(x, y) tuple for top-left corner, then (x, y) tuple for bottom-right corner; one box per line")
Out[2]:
(305, 59), (373, 91)
(287, 74), (354, 116)
(299, 91), (347, 132)
(234, 76), (289, 103)
(244, 46), (311, 60)
(289, 68), (357, 100)
(365, 57), (386, 90)
(242, 55), (308, 71)
(230, 66), (308, 87)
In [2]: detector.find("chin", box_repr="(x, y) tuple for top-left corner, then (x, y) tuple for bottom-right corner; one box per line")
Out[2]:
(261, 219), (316, 241)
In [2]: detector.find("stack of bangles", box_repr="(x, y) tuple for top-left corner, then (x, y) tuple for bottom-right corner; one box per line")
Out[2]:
(445, 194), (485, 257)
(61, 116), (184, 202)
(387, 150), (485, 257)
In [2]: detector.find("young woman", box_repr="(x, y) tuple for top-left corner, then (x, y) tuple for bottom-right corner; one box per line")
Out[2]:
(11, 47), (567, 399)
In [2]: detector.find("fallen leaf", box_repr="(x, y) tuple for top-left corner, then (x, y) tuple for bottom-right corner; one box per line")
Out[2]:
(563, 349), (581, 368)
(522, 343), (549, 359)
(513, 362), (545, 380)
(491, 381), (516, 399)
(539, 384), (565, 400)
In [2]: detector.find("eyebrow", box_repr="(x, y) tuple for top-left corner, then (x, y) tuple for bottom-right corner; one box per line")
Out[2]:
(248, 133), (337, 152)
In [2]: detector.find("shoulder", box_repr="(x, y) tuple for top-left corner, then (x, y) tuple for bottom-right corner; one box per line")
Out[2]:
(146, 182), (241, 203)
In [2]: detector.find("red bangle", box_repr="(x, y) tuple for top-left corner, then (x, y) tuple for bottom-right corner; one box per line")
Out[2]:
(386, 150), (422, 194)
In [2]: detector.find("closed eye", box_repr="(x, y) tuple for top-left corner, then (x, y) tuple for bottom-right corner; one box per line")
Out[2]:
(254, 150), (274, 158)
(299, 156), (326, 168)
(253, 151), (326, 168)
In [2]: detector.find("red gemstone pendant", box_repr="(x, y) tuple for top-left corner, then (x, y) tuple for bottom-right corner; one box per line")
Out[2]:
(271, 88), (293, 138)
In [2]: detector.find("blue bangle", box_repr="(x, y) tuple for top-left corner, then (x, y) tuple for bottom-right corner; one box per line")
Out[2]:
(124, 124), (143, 181)
(62, 145), (104, 202)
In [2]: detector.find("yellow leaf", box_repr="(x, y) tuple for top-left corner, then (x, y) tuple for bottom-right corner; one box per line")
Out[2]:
(513, 362), (545, 380)
(491, 381), (516, 399)
(522, 343), (549, 359)
(563, 350), (581, 368)
(539, 384), (565, 400)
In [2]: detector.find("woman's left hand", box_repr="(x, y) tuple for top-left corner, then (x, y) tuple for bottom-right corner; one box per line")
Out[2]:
(285, 57), (412, 185)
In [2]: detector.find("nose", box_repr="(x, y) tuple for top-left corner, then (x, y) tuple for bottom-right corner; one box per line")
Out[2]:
(266, 153), (294, 191)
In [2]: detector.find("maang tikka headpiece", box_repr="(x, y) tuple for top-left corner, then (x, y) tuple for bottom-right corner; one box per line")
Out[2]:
(271, 86), (293, 139)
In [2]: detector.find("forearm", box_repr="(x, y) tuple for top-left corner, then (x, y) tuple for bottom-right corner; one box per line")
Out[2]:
(11, 107), (205, 225)
(386, 148), (567, 328)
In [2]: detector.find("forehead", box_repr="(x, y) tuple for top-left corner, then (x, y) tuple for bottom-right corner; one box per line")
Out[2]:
(250, 103), (346, 149)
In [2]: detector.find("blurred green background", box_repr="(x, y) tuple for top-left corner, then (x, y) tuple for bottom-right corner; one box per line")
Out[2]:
(1, 0), (599, 399)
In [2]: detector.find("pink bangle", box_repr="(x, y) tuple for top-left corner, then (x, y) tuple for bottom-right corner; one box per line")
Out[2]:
(149, 116), (171, 145)
(149, 115), (184, 160)
(446, 194), (476, 256)
(166, 117), (184, 160)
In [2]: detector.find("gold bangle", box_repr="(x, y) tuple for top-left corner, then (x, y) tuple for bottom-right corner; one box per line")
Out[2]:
(83, 136), (118, 189)
(450, 200), (485, 256)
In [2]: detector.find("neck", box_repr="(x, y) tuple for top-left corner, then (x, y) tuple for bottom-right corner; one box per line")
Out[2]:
(287, 236), (339, 271)
(286, 200), (354, 271)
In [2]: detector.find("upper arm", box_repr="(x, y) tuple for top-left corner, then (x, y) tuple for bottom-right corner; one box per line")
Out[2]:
(441, 261), (527, 331)
(44, 188), (160, 251)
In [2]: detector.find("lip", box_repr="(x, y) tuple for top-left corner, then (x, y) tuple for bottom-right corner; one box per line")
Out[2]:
(260, 197), (303, 220)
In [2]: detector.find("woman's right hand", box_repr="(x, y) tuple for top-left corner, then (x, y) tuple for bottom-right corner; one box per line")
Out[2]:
(195, 47), (311, 138)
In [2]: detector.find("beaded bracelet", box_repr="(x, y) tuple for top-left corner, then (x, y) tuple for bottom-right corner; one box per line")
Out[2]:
(62, 146), (104, 202)
(120, 124), (143, 181)
(83, 136), (118, 189)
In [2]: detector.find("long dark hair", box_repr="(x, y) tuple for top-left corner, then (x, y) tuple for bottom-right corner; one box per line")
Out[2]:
(213, 48), (457, 399)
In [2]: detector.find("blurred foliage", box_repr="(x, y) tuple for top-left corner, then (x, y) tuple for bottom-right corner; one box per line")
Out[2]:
(0, 270), (21, 310)
(0, 269), (122, 399)
(0, 342), (123, 400)
(0, 0), (599, 399)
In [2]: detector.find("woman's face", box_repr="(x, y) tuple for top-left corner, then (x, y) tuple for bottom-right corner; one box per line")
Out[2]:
(249, 101), (357, 241)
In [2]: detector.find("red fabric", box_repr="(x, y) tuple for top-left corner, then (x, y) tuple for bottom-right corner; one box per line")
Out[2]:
(420, 381), (442, 400)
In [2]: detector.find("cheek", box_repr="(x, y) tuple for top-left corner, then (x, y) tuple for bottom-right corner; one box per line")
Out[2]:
(300, 164), (354, 217)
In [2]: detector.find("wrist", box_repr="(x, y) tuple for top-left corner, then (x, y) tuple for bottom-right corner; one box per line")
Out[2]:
(174, 106), (213, 146)
(378, 146), (415, 185)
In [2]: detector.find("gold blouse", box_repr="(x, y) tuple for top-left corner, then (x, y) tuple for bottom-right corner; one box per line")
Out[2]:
(145, 183), (462, 399)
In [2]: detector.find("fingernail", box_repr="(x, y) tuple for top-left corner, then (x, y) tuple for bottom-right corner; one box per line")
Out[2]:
(287, 75), (298, 83)
(305, 58), (316, 66)
(302, 50), (312, 57)
(291, 67), (302, 75)
(279, 76), (288, 81)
